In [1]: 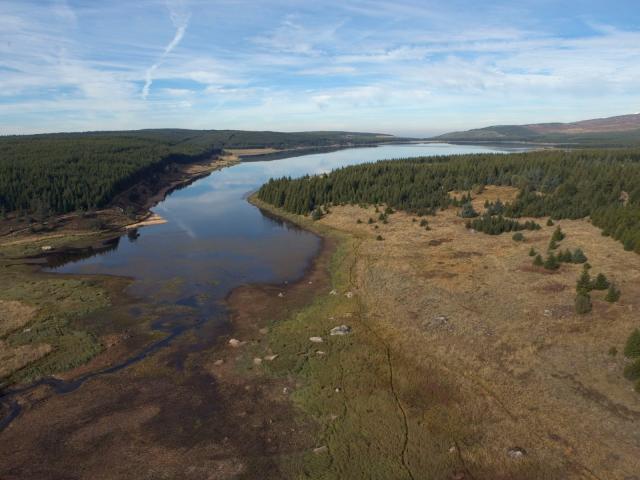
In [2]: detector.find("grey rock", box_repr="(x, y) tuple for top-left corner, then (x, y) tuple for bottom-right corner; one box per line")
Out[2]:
(330, 325), (352, 336)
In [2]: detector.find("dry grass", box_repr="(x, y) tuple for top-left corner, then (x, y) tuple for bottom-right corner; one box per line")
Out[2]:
(0, 300), (37, 337)
(450, 185), (520, 212)
(298, 189), (640, 479)
(0, 341), (52, 378)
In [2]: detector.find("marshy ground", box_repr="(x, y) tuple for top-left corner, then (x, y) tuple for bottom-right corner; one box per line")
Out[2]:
(1, 185), (639, 479)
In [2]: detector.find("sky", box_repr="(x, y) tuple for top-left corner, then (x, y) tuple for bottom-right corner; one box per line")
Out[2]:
(1, 0), (639, 136)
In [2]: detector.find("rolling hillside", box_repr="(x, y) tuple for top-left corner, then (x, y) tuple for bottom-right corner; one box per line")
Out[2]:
(436, 113), (640, 146)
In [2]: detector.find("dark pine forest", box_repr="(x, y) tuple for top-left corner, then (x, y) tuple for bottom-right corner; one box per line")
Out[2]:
(257, 149), (640, 253)
(0, 129), (394, 216)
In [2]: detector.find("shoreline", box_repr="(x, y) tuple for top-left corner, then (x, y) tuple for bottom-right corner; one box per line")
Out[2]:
(0, 153), (240, 253)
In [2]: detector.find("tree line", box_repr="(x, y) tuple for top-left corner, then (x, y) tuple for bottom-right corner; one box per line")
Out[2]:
(257, 149), (640, 252)
(0, 129), (396, 216)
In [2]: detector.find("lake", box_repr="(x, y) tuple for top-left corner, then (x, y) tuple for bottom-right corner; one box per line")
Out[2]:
(52, 143), (512, 310)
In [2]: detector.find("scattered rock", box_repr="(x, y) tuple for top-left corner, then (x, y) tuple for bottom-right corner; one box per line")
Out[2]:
(507, 447), (527, 459)
(253, 357), (263, 366)
(228, 338), (242, 347)
(313, 446), (328, 455)
(451, 472), (466, 480)
(343, 312), (352, 318)
(330, 325), (352, 336)
(329, 289), (337, 295)
(423, 315), (452, 331)
(41, 245), (52, 251)
(334, 387), (341, 393)
(213, 359), (224, 366)
(344, 291), (353, 298)
(316, 350), (326, 356)
(309, 336), (324, 343)
(282, 387), (290, 394)
(543, 309), (553, 317)
(264, 354), (278, 361)
(448, 445), (457, 454)
(308, 281), (313, 285)
(22, 327), (31, 333)
(277, 292), (284, 298)
(259, 327), (269, 334)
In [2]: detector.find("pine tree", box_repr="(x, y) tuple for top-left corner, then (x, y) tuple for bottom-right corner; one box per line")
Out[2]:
(548, 238), (559, 250)
(623, 359), (640, 380)
(575, 293), (592, 314)
(571, 248), (587, 264)
(592, 273), (610, 290)
(512, 232), (524, 242)
(551, 226), (565, 242)
(605, 283), (621, 303)
(460, 202), (478, 218)
(311, 208), (323, 221)
(533, 254), (544, 266)
(529, 247), (536, 257)
(558, 249), (572, 262)
(576, 270), (592, 295)
(624, 329), (640, 358)
(547, 218), (554, 226)
(544, 253), (559, 270)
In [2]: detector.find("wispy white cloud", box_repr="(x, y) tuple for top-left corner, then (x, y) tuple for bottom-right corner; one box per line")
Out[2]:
(142, 1), (191, 99)
(1, 0), (639, 135)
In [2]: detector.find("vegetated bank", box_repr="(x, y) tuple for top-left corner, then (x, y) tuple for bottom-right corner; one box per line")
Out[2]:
(250, 167), (640, 477)
(0, 129), (401, 219)
(257, 148), (640, 252)
(0, 130), (402, 393)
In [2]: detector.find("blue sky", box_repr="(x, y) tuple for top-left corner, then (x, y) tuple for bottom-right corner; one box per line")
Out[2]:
(1, 0), (639, 136)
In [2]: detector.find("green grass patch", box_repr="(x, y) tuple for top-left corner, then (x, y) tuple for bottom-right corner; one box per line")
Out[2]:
(0, 272), (111, 385)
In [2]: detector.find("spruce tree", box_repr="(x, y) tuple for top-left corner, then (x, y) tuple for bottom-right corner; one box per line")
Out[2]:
(460, 202), (478, 218)
(592, 273), (610, 290)
(533, 254), (544, 266)
(576, 270), (592, 295)
(552, 226), (565, 242)
(605, 283), (621, 303)
(575, 293), (592, 315)
(558, 249), (572, 262)
(571, 248), (587, 264)
(624, 329), (640, 358)
(623, 359), (640, 380)
(544, 253), (559, 270)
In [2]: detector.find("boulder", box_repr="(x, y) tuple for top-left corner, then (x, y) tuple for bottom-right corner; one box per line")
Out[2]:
(507, 447), (527, 459)
(330, 325), (352, 336)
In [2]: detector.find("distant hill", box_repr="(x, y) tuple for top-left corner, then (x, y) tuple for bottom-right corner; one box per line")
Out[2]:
(436, 113), (640, 146)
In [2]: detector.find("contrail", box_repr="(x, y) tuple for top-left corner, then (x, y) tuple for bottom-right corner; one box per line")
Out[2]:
(142, 2), (190, 100)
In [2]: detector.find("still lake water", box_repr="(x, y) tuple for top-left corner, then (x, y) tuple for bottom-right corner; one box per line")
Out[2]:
(52, 143), (510, 310)
(2, 143), (525, 432)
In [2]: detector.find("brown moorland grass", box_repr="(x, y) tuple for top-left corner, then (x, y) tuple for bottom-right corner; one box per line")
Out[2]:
(249, 187), (640, 479)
